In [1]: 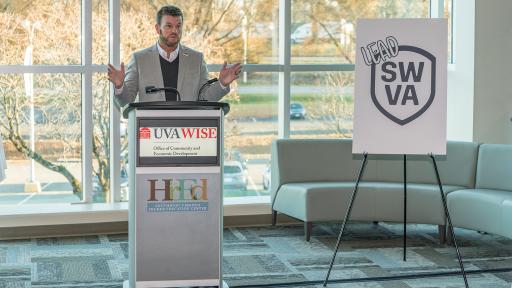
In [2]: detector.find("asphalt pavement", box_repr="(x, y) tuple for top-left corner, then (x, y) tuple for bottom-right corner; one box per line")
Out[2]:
(0, 117), (342, 206)
(0, 160), (269, 205)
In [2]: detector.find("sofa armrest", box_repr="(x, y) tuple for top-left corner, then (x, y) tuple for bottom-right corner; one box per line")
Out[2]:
(270, 140), (281, 206)
(270, 138), (366, 206)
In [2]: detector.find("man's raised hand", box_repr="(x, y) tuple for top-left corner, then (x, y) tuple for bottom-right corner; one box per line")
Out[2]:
(219, 61), (242, 87)
(107, 62), (125, 89)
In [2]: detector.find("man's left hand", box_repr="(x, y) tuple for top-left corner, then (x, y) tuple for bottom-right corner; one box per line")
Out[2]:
(219, 61), (242, 87)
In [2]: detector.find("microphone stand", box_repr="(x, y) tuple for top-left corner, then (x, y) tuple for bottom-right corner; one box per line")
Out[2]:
(197, 78), (219, 102)
(145, 86), (181, 101)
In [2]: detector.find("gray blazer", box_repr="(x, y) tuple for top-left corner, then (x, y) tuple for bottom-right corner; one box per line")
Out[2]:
(115, 44), (229, 107)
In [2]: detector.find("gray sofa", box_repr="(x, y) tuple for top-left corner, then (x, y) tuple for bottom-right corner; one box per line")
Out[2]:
(448, 144), (512, 240)
(270, 139), (512, 242)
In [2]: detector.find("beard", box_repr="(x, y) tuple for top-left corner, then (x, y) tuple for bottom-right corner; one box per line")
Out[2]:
(159, 32), (180, 49)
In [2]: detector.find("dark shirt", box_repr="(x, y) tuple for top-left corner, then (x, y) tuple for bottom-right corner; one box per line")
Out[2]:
(159, 55), (179, 101)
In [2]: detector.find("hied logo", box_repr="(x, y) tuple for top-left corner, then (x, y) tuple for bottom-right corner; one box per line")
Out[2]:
(145, 178), (209, 212)
(361, 36), (436, 126)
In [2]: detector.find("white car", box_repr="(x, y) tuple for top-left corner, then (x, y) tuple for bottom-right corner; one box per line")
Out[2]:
(262, 164), (270, 191)
(223, 161), (247, 190)
(291, 22), (353, 44)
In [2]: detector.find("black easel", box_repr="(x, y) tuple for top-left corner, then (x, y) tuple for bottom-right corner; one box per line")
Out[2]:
(323, 153), (469, 288)
(403, 154), (407, 261)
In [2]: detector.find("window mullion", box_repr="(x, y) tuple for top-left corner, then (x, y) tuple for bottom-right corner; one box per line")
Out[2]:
(109, 0), (121, 203)
(430, 0), (444, 18)
(81, 0), (93, 203)
(278, 0), (291, 139)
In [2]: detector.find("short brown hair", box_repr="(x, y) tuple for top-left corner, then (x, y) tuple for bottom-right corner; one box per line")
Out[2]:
(156, 5), (183, 26)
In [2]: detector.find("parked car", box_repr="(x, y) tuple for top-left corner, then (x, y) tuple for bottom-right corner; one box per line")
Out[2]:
(224, 149), (248, 171)
(262, 164), (270, 191)
(224, 161), (247, 190)
(291, 22), (353, 44)
(290, 102), (307, 119)
(291, 23), (315, 44)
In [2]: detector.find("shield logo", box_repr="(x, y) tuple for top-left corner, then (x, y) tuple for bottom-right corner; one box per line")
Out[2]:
(139, 127), (151, 139)
(370, 45), (436, 126)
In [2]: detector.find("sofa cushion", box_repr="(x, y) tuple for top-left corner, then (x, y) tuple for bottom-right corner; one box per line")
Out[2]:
(270, 139), (378, 203)
(374, 183), (465, 225)
(502, 200), (512, 239)
(273, 181), (463, 225)
(448, 189), (512, 236)
(476, 144), (512, 191)
(273, 182), (377, 222)
(271, 140), (478, 201)
(371, 141), (479, 187)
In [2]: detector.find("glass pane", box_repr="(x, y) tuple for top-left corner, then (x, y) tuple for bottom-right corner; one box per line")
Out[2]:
(118, 72), (277, 201)
(290, 72), (354, 139)
(120, 116), (129, 202)
(222, 72), (278, 197)
(291, 0), (430, 64)
(120, 0), (278, 64)
(0, 0), (80, 65)
(0, 74), (82, 206)
(92, 74), (110, 203)
(445, 0), (453, 63)
(93, 0), (109, 64)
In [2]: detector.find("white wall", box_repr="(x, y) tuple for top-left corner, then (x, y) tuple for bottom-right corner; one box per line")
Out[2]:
(473, 0), (512, 144)
(447, 0), (475, 141)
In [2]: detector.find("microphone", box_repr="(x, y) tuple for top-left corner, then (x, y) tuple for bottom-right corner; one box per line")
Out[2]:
(197, 78), (219, 102)
(145, 86), (181, 101)
(145, 86), (158, 93)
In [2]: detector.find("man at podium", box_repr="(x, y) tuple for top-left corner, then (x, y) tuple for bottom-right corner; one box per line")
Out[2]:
(107, 5), (242, 106)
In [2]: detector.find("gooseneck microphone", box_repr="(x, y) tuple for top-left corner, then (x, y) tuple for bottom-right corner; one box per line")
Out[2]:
(197, 78), (219, 102)
(145, 86), (181, 102)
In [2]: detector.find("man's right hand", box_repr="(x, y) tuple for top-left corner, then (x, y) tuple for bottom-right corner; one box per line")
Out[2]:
(107, 62), (125, 89)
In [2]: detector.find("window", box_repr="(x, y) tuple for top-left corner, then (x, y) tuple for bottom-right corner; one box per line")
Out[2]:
(0, 73), (83, 205)
(223, 72), (277, 197)
(445, 0), (454, 63)
(92, 73), (111, 203)
(290, 72), (354, 139)
(120, 0), (279, 65)
(291, 0), (429, 64)
(0, 1), (81, 65)
(93, 0), (109, 64)
(0, 0), (452, 210)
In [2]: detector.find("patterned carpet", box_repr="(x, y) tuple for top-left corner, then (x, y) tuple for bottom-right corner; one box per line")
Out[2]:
(1, 222), (512, 287)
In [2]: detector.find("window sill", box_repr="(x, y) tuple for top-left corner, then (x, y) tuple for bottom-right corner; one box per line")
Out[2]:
(224, 196), (271, 216)
(0, 202), (129, 227)
(0, 197), (272, 228)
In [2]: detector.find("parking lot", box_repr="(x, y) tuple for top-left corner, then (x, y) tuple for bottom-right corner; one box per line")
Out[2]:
(0, 158), (270, 206)
(0, 116), (349, 206)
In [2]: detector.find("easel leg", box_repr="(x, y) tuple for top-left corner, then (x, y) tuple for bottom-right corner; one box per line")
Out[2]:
(430, 155), (469, 288)
(438, 225), (446, 244)
(403, 154), (407, 262)
(323, 153), (368, 287)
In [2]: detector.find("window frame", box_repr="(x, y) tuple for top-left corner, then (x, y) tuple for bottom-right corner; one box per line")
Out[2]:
(0, 0), (448, 218)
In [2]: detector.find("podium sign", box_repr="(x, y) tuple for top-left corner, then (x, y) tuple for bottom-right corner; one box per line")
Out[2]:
(353, 19), (447, 155)
(134, 172), (221, 281)
(125, 103), (229, 288)
(137, 118), (220, 166)
(138, 126), (218, 158)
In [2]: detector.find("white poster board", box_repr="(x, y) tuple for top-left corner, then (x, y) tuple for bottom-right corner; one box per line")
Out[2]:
(353, 19), (447, 155)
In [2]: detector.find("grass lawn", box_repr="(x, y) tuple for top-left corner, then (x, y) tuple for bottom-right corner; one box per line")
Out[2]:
(225, 92), (353, 119)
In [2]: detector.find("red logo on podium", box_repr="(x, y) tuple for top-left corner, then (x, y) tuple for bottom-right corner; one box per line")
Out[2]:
(139, 127), (151, 139)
